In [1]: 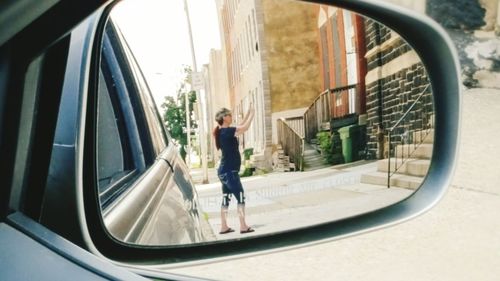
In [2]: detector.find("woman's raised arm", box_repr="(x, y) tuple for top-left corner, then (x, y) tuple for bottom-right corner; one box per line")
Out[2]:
(236, 103), (255, 136)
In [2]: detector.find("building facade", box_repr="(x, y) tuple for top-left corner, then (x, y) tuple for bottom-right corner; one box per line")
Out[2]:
(215, 0), (322, 170)
(317, 6), (367, 123)
(204, 49), (230, 164)
(316, 4), (432, 161)
(363, 19), (432, 159)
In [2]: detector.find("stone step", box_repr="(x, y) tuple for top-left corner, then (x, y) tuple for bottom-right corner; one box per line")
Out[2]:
(303, 148), (329, 171)
(304, 154), (323, 161)
(304, 149), (320, 157)
(304, 154), (325, 162)
(413, 129), (434, 144)
(377, 158), (430, 177)
(303, 163), (330, 171)
(305, 159), (326, 167)
(360, 171), (423, 190)
(394, 143), (432, 159)
(250, 154), (267, 161)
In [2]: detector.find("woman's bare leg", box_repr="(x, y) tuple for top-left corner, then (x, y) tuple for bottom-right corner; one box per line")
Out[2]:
(220, 206), (230, 232)
(237, 204), (250, 231)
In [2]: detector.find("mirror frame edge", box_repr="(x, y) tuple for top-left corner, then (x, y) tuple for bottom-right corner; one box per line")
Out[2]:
(76, 0), (461, 266)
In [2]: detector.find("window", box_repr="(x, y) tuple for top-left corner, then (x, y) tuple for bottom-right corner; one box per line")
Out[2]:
(96, 66), (136, 202)
(246, 19), (252, 60)
(96, 20), (169, 208)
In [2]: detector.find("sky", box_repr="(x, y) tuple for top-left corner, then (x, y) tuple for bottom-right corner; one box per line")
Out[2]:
(111, 0), (221, 107)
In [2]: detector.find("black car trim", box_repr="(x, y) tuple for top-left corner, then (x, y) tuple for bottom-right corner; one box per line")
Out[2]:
(6, 212), (148, 281)
(23, 38), (71, 219)
(0, 0), (112, 219)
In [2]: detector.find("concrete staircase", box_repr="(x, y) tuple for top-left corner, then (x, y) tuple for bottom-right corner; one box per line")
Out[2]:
(272, 145), (294, 172)
(303, 142), (329, 171)
(360, 129), (433, 189)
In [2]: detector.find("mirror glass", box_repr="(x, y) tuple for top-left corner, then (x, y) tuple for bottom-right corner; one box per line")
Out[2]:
(97, 0), (434, 246)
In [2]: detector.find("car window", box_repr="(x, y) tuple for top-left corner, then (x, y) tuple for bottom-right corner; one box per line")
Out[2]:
(97, 65), (139, 207)
(115, 22), (169, 155)
(96, 21), (170, 208)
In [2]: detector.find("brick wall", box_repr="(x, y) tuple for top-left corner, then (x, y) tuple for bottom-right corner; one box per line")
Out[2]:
(262, 0), (322, 113)
(364, 20), (432, 159)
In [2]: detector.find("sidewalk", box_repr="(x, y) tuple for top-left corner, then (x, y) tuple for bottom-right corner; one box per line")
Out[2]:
(191, 160), (412, 239)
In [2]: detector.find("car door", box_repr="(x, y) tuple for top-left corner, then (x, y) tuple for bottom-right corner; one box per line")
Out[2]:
(39, 9), (211, 247)
(95, 17), (211, 246)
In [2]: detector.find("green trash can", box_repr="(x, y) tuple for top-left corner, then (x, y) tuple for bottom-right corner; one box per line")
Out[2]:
(350, 124), (366, 161)
(338, 125), (354, 163)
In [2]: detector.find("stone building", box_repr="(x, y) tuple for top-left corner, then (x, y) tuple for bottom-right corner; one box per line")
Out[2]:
(203, 49), (230, 165)
(315, 4), (432, 160)
(363, 19), (432, 159)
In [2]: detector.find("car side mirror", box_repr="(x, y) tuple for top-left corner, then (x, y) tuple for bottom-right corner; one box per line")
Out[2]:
(42, 0), (460, 267)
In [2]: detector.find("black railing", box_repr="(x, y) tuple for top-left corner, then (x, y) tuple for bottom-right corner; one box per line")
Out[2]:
(277, 118), (305, 171)
(387, 84), (433, 188)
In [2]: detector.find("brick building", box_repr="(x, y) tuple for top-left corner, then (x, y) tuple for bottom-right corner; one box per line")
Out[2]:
(317, 6), (367, 123)
(316, 5), (432, 160)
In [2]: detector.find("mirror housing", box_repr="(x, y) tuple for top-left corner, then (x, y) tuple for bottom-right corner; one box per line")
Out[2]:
(48, 0), (462, 265)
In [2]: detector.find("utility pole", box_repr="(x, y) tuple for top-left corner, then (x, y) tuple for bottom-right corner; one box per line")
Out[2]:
(184, 76), (191, 168)
(184, 0), (209, 183)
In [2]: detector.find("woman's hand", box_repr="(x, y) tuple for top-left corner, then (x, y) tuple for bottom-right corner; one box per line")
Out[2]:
(236, 103), (256, 136)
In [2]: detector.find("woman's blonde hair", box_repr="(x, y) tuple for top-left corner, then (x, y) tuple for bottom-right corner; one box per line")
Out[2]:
(215, 107), (231, 125)
(213, 108), (232, 150)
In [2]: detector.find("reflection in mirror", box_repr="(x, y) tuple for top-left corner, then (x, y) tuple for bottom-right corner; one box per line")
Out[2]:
(97, 0), (434, 246)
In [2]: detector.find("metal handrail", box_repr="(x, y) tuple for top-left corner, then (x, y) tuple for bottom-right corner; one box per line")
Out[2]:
(389, 84), (430, 132)
(387, 84), (432, 188)
(277, 118), (305, 171)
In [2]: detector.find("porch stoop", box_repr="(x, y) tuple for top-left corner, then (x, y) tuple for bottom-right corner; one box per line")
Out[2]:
(360, 129), (433, 189)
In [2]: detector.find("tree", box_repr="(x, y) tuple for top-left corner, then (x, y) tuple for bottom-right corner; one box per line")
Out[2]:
(161, 66), (197, 162)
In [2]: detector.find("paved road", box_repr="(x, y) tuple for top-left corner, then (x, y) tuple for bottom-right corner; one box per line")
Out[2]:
(168, 88), (500, 280)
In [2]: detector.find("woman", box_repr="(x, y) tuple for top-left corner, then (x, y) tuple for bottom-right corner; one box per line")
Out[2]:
(212, 104), (255, 234)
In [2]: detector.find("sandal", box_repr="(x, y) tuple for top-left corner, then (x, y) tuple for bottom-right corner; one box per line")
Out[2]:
(240, 227), (255, 234)
(219, 228), (235, 234)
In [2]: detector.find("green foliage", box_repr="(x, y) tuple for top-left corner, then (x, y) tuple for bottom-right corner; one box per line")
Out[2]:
(316, 131), (334, 164)
(243, 148), (254, 160)
(161, 66), (197, 162)
(240, 167), (254, 177)
(239, 148), (255, 177)
(202, 212), (209, 221)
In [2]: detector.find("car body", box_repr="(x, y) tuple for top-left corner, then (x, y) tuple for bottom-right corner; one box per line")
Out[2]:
(43, 9), (212, 247)
(0, 0), (460, 280)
